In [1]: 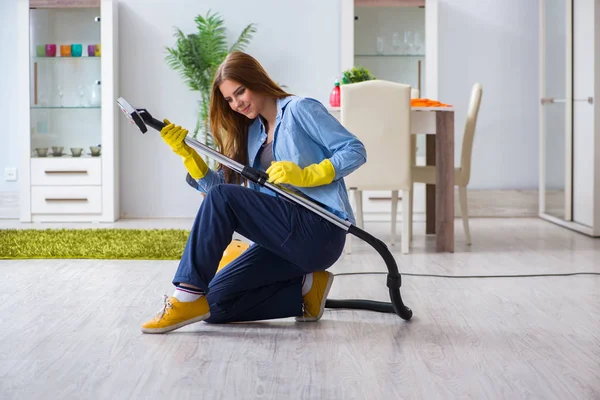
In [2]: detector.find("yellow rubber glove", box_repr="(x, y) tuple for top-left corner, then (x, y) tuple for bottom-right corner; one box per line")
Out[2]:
(266, 159), (336, 187)
(160, 119), (208, 180)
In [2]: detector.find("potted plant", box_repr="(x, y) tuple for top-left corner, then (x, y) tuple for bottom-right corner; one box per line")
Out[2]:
(165, 10), (256, 148)
(341, 66), (376, 84)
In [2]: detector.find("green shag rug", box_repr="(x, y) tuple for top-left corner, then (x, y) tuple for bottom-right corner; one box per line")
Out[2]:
(0, 229), (190, 260)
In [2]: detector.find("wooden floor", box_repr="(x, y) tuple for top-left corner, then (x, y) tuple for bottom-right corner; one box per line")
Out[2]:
(0, 218), (599, 399)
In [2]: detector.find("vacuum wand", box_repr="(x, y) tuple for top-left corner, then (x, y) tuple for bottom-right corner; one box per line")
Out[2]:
(117, 97), (412, 321)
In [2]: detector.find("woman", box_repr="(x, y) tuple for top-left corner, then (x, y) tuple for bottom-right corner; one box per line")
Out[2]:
(141, 51), (366, 334)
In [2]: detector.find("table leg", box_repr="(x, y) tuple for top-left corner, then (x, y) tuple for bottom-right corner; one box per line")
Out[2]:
(426, 135), (436, 234)
(435, 111), (454, 252)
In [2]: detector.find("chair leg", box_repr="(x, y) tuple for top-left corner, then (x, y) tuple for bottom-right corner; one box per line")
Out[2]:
(459, 186), (472, 245)
(409, 136), (416, 243)
(410, 135), (417, 166)
(402, 189), (411, 254)
(391, 190), (398, 246)
(408, 183), (414, 242)
(346, 190), (363, 255)
(355, 190), (364, 228)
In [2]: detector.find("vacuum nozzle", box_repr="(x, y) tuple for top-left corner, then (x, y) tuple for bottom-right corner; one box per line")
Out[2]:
(117, 97), (148, 133)
(117, 97), (166, 133)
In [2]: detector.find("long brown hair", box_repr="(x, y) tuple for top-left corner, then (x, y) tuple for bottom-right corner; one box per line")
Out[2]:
(210, 51), (291, 184)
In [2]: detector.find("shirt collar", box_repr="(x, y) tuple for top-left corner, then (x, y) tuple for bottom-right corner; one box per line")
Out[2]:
(276, 96), (293, 121)
(255, 96), (293, 132)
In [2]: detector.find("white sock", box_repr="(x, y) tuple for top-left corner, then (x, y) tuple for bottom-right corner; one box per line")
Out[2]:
(173, 286), (204, 302)
(301, 273), (313, 296)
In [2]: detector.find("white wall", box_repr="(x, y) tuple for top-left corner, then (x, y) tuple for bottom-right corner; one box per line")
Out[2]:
(0, 0), (342, 218)
(0, 0), (19, 193)
(436, 0), (539, 190)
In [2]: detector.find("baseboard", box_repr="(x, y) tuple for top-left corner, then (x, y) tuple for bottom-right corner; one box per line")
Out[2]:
(361, 189), (538, 221)
(0, 192), (19, 219)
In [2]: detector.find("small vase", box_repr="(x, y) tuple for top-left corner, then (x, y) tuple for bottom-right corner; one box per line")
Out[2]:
(45, 44), (56, 57)
(60, 45), (71, 57)
(71, 44), (82, 57)
(89, 81), (101, 107)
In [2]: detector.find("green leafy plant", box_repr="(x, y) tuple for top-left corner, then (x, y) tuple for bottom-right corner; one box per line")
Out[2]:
(341, 66), (376, 84)
(165, 11), (256, 147)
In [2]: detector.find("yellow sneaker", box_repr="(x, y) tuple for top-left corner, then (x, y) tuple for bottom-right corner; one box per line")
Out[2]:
(141, 295), (210, 334)
(296, 271), (334, 322)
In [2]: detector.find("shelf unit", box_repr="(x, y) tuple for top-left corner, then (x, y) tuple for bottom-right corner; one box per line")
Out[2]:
(17, 0), (119, 222)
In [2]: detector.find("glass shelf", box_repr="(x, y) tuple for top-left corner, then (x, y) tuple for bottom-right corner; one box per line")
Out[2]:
(33, 57), (101, 61)
(31, 106), (101, 109)
(31, 155), (102, 159)
(355, 54), (425, 57)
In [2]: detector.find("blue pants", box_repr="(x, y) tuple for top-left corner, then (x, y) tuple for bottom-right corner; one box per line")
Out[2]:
(173, 184), (346, 323)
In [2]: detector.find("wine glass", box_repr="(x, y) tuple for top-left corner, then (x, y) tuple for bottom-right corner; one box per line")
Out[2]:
(56, 84), (64, 107)
(77, 84), (86, 107)
(404, 30), (414, 55)
(392, 32), (402, 54)
(413, 32), (423, 55)
(376, 36), (385, 55)
(38, 91), (48, 107)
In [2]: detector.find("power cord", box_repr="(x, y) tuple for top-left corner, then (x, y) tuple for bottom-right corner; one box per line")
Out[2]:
(333, 271), (600, 279)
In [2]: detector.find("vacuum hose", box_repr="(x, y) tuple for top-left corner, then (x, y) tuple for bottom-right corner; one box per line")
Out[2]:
(326, 225), (412, 320)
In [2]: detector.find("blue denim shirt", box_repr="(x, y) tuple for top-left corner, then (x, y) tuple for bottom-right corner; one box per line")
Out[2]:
(188, 96), (366, 224)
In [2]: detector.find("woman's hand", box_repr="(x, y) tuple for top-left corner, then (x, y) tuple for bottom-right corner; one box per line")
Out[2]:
(266, 159), (335, 187)
(161, 119), (193, 157)
(160, 119), (208, 180)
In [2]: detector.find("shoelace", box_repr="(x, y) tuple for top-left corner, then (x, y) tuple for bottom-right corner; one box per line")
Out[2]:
(300, 301), (314, 321)
(156, 295), (173, 319)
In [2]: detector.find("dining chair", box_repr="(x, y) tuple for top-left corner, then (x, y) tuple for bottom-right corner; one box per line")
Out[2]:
(411, 83), (483, 244)
(341, 80), (413, 254)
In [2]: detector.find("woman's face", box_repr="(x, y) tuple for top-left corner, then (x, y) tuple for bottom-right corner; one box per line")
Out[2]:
(219, 79), (265, 119)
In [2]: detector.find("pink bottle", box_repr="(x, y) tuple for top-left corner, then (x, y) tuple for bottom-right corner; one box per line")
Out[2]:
(329, 80), (340, 107)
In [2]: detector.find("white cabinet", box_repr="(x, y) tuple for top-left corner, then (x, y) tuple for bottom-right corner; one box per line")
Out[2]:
(539, 0), (600, 236)
(17, 0), (119, 222)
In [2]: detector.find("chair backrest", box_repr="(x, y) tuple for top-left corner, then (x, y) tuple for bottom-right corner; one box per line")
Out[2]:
(460, 83), (483, 185)
(341, 80), (412, 190)
(411, 88), (420, 99)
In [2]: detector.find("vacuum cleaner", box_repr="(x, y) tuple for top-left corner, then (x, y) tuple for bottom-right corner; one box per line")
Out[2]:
(117, 97), (413, 321)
